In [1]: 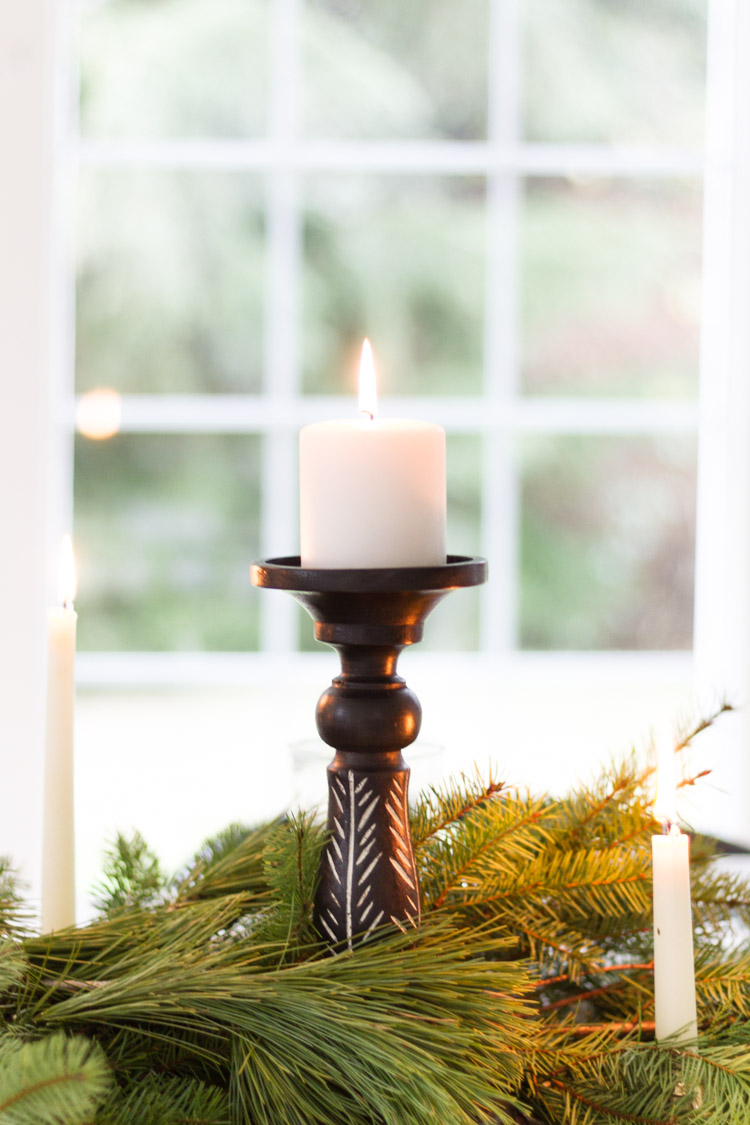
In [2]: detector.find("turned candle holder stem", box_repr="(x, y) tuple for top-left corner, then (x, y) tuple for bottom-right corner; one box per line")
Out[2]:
(251, 555), (487, 948)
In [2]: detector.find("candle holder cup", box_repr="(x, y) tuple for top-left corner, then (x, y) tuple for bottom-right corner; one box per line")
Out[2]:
(250, 555), (487, 949)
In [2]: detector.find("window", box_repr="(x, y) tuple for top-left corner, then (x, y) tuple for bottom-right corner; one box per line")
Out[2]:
(71, 0), (706, 666)
(5, 0), (750, 915)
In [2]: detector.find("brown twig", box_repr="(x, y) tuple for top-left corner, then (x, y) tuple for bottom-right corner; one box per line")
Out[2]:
(541, 983), (628, 1012)
(537, 1020), (656, 1037)
(536, 961), (654, 990)
(677, 768), (712, 790)
(673, 703), (733, 755)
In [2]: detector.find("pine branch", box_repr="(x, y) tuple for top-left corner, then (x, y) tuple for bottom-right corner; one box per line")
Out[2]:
(174, 822), (274, 903)
(31, 920), (534, 1125)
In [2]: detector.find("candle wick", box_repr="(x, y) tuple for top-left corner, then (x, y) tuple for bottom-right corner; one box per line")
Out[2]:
(360, 410), (374, 422)
(63, 596), (74, 611)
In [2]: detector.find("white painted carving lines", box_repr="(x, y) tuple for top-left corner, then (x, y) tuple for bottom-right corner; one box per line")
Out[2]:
(385, 770), (420, 929)
(363, 909), (385, 941)
(323, 768), (418, 946)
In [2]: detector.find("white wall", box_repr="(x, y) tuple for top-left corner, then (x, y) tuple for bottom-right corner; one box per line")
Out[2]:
(693, 0), (750, 847)
(0, 0), (57, 908)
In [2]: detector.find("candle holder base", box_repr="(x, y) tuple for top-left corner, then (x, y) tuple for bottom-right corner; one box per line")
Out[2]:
(251, 555), (487, 948)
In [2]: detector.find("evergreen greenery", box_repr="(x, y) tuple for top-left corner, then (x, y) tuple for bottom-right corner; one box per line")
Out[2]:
(2, 704), (749, 1123)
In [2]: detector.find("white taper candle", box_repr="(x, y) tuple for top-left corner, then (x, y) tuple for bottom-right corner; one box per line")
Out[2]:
(41, 535), (77, 932)
(652, 740), (698, 1043)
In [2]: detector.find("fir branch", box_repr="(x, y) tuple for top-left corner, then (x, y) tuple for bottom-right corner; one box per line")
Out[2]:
(0, 941), (26, 1000)
(512, 916), (608, 980)
(690, 864), (750, 943)
(410, 768), (508, 848)
(419, 790), (551, 911)
(92, 832), (167, 916)
(0, 1032), (110, 1124)
(695, 949), (750, 1015)
(562, 759), (648, 848)
(251, 812), (325, 957)
(0, 858), (31, 940)
(95, 1075), (230, 1124)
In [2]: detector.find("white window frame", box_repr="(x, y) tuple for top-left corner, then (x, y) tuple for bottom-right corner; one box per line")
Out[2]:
(3, 0), (750, 896)
(68, 0), (703, 679)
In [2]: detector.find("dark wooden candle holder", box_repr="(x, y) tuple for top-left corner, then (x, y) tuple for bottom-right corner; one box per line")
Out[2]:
(250, 554), (487, 949)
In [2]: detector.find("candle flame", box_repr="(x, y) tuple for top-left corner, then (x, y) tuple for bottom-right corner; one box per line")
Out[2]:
(358, 339), (377, 421)
(653, 739), (678, 830)
(58, 535), (77, 608)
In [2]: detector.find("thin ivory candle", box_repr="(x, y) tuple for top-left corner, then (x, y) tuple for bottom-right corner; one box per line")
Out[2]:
(41, 535), (77, 932)
(300, 341), (446, 568)
(652, 741), (698, 1043)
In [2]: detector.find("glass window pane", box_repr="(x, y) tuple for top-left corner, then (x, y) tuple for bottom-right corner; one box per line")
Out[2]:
(521, 179), (702, 398)
(302, 0), (490, 141)
(301, 176), (486, 396)
(524, 0), (707, 146)
(426, 433), (483, 651)
(78, 0), (270, 139)
(74, 434), (262, 651)
(519, 434), (697, 650)
(75, 169), (265, 394)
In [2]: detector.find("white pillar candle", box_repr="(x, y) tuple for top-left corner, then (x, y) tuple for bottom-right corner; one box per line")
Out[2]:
(41, 535), (77, 932)
(300, 341), (446, 568)
(652, 742), (698, 1043)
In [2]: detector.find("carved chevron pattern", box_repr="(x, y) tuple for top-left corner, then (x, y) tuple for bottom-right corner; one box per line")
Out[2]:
(319, 771), (384, 949)
(317, 769), (419, 948)
(385, 773), (420, 931)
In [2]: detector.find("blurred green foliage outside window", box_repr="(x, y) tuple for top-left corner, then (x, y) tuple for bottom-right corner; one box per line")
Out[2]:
(73, 0), (706, 655)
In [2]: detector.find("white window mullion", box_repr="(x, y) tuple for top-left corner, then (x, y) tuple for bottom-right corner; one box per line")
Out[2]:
(481, 0), (522, 654)
(74, 138), (703, 179)
(85, 393), (699, 435)
(693, 0), (750, 846)
(260, 0), (302, 653)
